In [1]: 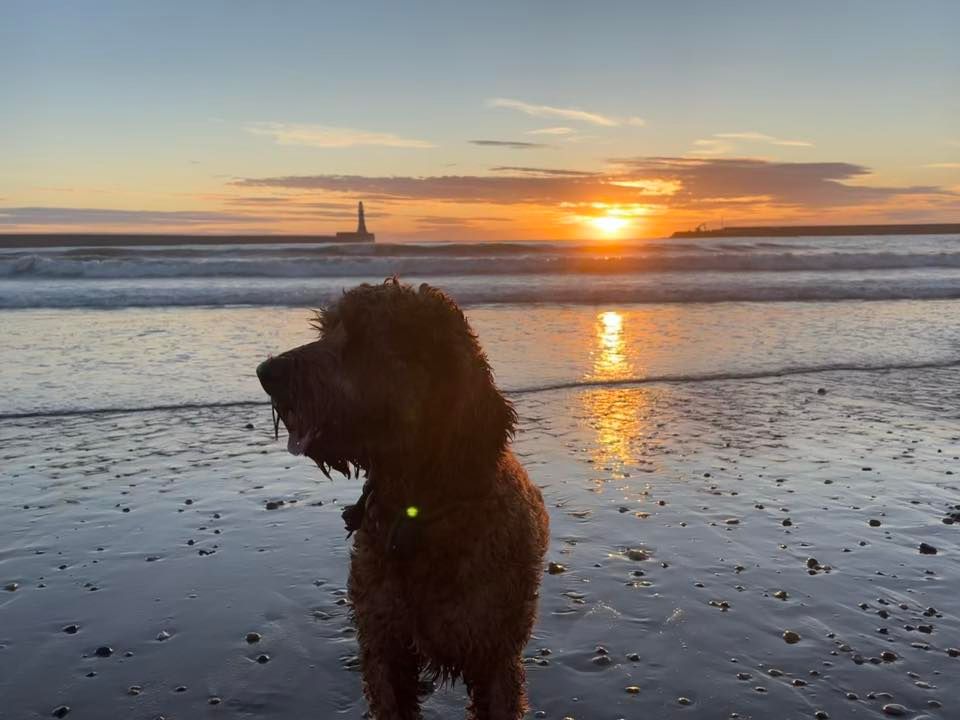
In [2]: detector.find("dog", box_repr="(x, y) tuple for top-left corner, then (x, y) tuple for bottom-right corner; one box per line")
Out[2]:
(256, 279), (549, 720)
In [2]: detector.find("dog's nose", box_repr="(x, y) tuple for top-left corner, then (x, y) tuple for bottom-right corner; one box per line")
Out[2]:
(256, 356), (289, 396)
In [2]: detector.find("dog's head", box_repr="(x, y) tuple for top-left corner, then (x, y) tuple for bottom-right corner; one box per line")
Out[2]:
(256, 279), (516, 478)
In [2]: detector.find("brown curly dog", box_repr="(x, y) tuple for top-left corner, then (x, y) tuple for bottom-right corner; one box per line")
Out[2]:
(256, 279), (550, 720)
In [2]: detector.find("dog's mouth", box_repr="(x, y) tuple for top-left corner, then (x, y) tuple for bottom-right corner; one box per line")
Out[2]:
(269, 398), (364, 479)
(270, 401), (315, 457)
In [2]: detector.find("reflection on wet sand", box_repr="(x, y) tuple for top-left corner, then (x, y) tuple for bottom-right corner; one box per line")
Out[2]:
(581, 310), (653, 472)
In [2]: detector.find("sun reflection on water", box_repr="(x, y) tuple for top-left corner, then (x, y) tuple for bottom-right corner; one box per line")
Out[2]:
(581, 310), (650, 472)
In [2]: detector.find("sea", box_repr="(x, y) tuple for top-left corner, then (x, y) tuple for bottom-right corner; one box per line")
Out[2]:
(1, 234), (959, 719)
(2, 233), (960, 416)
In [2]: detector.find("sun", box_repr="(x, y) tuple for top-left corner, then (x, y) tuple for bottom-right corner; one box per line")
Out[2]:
(590, 215), (630, 236)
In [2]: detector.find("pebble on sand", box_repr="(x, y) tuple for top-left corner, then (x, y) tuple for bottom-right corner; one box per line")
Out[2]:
(869, 519), (882, 527)
(881, 704), (908, 716)
(94, 646), (113, 658)
(51, 706), (70, 718)
(547, 562), (567, 574)
(62, 624), (79, 634)
(625, 685), (640, 694)
(919, 543), (938, 555)
(256, 654), (271, 664)
(3, 582), (18, 592)
(245, 632), (262, 644)
(625, 548), (649, 561)
(773, 590), (788, 600)
(783, 630), (801, 644)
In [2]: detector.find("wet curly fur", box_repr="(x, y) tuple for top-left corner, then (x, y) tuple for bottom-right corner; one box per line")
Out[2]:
(256, 279), (550, 719)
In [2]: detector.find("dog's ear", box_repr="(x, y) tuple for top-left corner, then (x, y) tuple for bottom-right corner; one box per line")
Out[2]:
(423, 285), (516, 461)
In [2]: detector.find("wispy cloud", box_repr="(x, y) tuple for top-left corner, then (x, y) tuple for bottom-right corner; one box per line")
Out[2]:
(470, 139), (549, 149)
(690, 139), (735, 156)
(924, 162), (960, 169)
(490, 166), (598, 176)
(527, 127), (575, 136)
(488, 98), (644, 127)
(714, 131), (814, 147)
(0, 207), (257, 226)
(245, 122), (435, 149)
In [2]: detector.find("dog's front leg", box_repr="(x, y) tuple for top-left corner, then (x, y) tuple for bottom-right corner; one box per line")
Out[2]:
(350, 570), (423, 719)
(464, 657), (527, 720)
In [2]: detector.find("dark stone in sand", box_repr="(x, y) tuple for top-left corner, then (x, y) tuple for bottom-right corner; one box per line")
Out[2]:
(209, 696), (222, 705)
(881, 704), (908, 716)
(773, 590), (788, 600)
(245, 423), (254, 429)
(783, 630), (801, 644)
(947, 647), (959, 657)
(175, 685), (187, 692)
(881, 651), (898, 662)
(547, 562), (567, 574)
(4, 582), (18, 592)
(817, 388), (827, 395)
(156, 630), (171, 641)
(869, 519), (882, 527)
(919, 543), (937, 555)
(62, 624), (79, 634)
(256, 653), (270, 664)
(627, 652), (640, 661)
(591, 654), (612, 666)
(51, 706), (70, 718)
(678, 697), (692, 705)
(625, 685), (640, 694)
(814, 711), (829, 719)
(782, 518), (792, 527)
(94, 646), (113, 657)
(806, 558), (819, 569)
(265, 500), (284, 510)
(127, 685), (142, 696)
(245, 632), (262, 644)
(626, 549), (649, 561)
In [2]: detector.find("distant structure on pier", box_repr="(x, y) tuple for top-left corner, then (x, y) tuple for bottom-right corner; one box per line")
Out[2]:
(335, 201), (375, 243)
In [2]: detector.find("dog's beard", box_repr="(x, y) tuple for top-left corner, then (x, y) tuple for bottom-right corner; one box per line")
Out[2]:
(270, 399), (363, 479)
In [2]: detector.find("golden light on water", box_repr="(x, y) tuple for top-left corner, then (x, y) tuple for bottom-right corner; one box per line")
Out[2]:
(594, 311), (629, 379)
(581, 310), (646, 470)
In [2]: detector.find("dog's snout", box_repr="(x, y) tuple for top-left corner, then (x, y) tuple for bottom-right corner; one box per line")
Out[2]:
(257, 356), (289, 396)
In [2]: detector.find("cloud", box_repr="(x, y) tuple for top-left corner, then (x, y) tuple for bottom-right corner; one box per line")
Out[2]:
(469, 140), (549, 149)
(527, 127), (575, 136)
(925, 162), (960, 169)
(233, 157), (956, 215)
(488, 98), (644, 127)
(0, 207), (257, 226)
(714, 131), (813, 148)
(613, 157), (948, 208)
(245, 122), (435, 149)
(691, 139), (735, 156)
(490, 166), (598, 176)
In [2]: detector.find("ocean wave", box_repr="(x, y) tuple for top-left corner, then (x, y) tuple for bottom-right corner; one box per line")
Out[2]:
(3, 274), (960, 308)
(4, 250), (960, 279)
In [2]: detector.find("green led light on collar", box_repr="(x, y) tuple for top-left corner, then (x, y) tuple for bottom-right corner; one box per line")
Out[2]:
(405, 505), (419, 519)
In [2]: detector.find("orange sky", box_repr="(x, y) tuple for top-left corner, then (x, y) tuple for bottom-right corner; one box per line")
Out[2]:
(3, 4), (959, 240)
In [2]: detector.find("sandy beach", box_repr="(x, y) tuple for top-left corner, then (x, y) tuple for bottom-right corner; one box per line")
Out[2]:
(2, 359), (957, 719)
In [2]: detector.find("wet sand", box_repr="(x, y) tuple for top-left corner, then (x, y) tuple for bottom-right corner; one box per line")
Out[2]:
(1, 367), (958, 719)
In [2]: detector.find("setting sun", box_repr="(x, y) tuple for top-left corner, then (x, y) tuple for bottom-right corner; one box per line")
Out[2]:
(590, 215), (630, 235)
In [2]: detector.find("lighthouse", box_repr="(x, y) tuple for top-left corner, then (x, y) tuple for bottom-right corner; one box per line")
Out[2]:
(357, 201), (368, 234)
(335, 201), (375, 242)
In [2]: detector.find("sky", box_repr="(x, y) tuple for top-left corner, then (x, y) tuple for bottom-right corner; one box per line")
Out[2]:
(2, 0), (959, 240)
